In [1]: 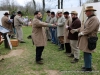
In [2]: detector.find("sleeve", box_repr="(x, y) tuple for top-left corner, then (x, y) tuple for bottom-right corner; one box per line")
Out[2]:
(5, 18), (11, 24)
(17, 17), (24, 24)
(68, 20), (81, 30)
(58, 18), (65, 27)
(82, 18), (99, 35)
(34, 19), (53, 27)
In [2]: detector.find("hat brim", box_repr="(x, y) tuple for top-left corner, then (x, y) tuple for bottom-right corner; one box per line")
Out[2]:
(70, 13), (77, 15)
(4, 14), (10, 15)
(84, 9), (97, 12)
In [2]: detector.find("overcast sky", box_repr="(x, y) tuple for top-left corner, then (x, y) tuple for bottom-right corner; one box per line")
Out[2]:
(17, 0), (86, 8)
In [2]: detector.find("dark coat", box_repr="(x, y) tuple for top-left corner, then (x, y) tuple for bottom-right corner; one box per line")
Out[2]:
(68, 17), (81, 40)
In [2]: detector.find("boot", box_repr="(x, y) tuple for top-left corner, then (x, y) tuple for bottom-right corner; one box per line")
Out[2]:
(81, 68), (92, 72)
(59, 44), (64, 51)
(65, 43), (71, 53)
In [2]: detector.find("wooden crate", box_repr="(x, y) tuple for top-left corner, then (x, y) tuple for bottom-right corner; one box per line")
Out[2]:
(10, 39), (19, 47)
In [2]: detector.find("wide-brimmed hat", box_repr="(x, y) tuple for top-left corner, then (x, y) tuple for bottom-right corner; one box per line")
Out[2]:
(4, 12), (10, 15)
(17, 11), (22, 14)
(70, 11), (78, 15)
(85, 6), (97, 11)
(57, 11), (62, 14)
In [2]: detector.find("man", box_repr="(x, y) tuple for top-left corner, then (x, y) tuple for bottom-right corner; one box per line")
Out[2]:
(63, 11), (72, 53)
(56, 11), (65, 50)
(73, 6), (99, 71)
(49, 12), (57, 44)
(32, 11), (56, 64)
(1, 12), (13, 37)
(45, 10), (51, 41)
(14, 11), (25, 43)
(10, 12), (16, 38)
(67, 11), (81, 63)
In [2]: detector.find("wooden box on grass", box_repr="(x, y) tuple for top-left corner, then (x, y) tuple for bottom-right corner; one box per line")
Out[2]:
(10, 39), (19, 47)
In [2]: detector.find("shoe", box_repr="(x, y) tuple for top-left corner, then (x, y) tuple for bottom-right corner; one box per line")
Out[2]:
(47, 39), (51, 41)
(36, 61), (43, 64)
(68, 54), (74, 58)
(81, 68), (92, 72)
(71, 58), (79, 63)
(20, 41), (26, 43)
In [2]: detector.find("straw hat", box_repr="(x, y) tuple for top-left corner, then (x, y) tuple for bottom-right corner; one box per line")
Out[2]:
(85, 6), (96, 11)
(70, 11), (78, 15)
(57, 11), (62, 14)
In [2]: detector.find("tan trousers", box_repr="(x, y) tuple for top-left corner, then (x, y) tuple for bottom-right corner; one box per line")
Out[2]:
(46, 27), (51, 40)
(70, 40), (80, 59)
(58, 36), (64, 44)
(15, 26), (23, 41)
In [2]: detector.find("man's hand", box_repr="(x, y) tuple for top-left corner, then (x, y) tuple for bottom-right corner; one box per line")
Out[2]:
(70, 29), (78, 34)
(66, 25), (69, 29)
(78, 32), (84, 37)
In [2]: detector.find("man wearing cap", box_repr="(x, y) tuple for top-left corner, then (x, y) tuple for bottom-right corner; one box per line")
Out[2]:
(56, 11), (65, 50)
(32, 11), (56, 64)
(49, 12), (57, 44)
(63, 11), (72, 54)
(1, 12), (13, 37)
(45, 10), (51, 41)
(72, 6), (99, 71)
(66, 11), (81, 63)
(14, 11), (25, 43)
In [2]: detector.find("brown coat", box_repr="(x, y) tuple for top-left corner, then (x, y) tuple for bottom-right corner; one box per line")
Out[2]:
(64, 16), (72, 43)
(78, 16), (99, 53)
(68, 17), (81, 40)
(32, 17), (53, 47)
(1, 16), (12, 30)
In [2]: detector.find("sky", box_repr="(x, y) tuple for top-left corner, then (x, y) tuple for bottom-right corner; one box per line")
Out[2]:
(16, 0), (86, 8)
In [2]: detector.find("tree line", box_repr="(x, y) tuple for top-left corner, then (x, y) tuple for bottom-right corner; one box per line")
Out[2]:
(0, 0), (99, 16)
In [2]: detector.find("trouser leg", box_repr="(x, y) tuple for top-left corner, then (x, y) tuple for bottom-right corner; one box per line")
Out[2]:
(15, 27), (23, 41)
(36, 46), (44, 61)
(65, 43), (71, 53)
(70, 40), (80, 59)
(84, 52), (92, 68)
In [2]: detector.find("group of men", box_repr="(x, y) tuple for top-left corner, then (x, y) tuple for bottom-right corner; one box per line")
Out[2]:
(0, 5), (99, 72)
(45, 10), (81, 63)
(1, 11), (25, 43)
(32, 6), (99, 72)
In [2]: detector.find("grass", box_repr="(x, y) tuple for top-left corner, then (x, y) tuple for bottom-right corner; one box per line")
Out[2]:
(0, 26), (100, 75)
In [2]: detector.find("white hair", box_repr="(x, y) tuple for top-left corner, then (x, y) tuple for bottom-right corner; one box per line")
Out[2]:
(91, 11), (96, 15)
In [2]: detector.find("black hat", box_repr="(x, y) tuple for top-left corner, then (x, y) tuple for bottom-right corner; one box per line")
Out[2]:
(51, 12), (55, 15)
(46, 10), (50, 13)
(4, 12), (10, 15)
(64, 11), (69, 15)
(17, 11), (22, 14)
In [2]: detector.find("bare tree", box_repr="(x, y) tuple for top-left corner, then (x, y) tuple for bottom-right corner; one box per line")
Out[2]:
(61, 0), (63, 9)
(58, 0), (60, 9)
(80, 0), (81, 6)
(33, 0), (36, 11)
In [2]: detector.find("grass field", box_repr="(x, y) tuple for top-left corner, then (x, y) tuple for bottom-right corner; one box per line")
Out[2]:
(0, 26), (100, 75)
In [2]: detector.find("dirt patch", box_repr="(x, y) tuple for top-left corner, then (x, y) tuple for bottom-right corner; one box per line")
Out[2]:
(0, 49), (24, 59)
(45, 70), (60, 75)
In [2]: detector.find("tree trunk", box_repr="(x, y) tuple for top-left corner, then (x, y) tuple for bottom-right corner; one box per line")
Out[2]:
(58, 0), (60, 9)
(61, 0), (63, 9)
(94, 0), (98, 2)
(80, 0), (81, 6)
(42, 0), (45, 18)
(33, 0), (36, 12)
